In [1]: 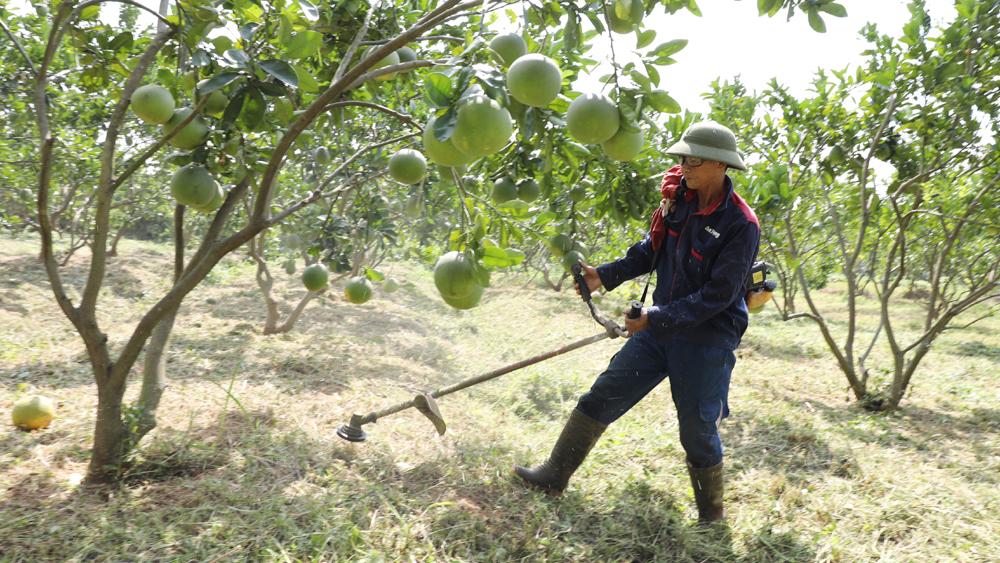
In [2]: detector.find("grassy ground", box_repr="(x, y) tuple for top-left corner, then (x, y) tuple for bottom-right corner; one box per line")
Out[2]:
(1, 234), (997, 562)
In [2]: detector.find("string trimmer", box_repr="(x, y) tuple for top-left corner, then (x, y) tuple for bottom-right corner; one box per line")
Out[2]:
(335, 264), (639, 442)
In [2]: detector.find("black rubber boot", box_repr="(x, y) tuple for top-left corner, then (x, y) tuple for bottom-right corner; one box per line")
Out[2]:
(687, 459), (725, 524)
(514, 409), (607, 495)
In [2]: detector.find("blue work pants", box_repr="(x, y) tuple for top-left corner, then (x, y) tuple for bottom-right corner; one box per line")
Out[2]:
(575, 330), (736, 468)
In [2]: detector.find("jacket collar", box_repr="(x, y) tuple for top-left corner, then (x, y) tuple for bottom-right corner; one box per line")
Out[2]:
(679, 175), (734, 216)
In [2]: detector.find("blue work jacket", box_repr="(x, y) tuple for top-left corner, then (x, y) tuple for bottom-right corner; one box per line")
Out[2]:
(596, 175), (761, 351)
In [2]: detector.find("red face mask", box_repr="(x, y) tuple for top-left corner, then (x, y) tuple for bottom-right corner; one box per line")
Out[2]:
(649, 164), (683, 251)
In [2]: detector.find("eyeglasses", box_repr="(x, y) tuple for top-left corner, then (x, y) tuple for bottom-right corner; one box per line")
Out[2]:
(680, 156), (705, 168)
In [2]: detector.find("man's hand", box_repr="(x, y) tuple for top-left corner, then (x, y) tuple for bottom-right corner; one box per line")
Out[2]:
(624, 307), (649, 336)
(573, 261), (603, 296)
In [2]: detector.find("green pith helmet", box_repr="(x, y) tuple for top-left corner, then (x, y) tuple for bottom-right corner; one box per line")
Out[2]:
(665, 121), (747, 171)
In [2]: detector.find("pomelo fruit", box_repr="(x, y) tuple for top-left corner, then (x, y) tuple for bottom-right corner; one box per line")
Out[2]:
(549, 234), (574, 257)
(749, 303), (765, 315)
(423, 115), (473, 167)
(197, 80), (228, 116)
(162, 108), (209, 150)
(605, 0), (643, 34)
(315, 146), (331, 164)
(383, 277), (400, 293)
(450, 95), (513, 158)
(11, 395), (55, 431)
(569, 185), (588, 202)
(396, 46), (417, 63)
(507, 54), (562, 108)
(601, 127), (644, 161)
(489, 33), (527, 66)
(170, 164), (218, 208)
(363, 46), (399, 81)
(433, 251), (480, 302)
(441, 282), (483, 310)
(344, 276), (373, 304)
(388, 149), (427, 184)
(131, 84), (175, 124)
(491, 177), (518, 203)
(566, 94), (620, 144)
(516, 178), (540, 202)
(302, 263), (329, 291)
(562, 249), (585, 272)
(192, 182), (225, 213)
(283, 259), (296, 275)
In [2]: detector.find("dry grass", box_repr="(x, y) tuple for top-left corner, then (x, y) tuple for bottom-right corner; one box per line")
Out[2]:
(1, 233), (998, 562)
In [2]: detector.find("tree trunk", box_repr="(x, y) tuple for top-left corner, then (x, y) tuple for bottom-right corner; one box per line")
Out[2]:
(134, 308), (177, 437)
(87, 383), (129, 484)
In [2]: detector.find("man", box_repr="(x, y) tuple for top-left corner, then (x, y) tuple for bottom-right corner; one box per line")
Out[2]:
(514, 121), (761, 524)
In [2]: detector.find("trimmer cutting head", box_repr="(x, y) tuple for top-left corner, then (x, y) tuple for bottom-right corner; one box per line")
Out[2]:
(336, 414), (367, 442)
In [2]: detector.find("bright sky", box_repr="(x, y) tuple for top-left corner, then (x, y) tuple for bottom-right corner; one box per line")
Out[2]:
(576, 0), (957, 113)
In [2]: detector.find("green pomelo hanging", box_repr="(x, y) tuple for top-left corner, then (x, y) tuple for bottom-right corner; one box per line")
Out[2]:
(302, 264), (329, 291)
(562, 250), (586, 272)
(344, 277), (374, 304)
(197, 80), (229, 116)
(506, 54), (562, 108)
(450, 96), (513, 158)
(441, 282), (483, 310)
(516, 178), (540, 202)
(396, 46), (417, 63)
(569, 185), (588, 202)
(423, 116), (473, 167)
(566, 94), (620, 144)
(489, 33), (527, 67)
(192, 182), (226, 213)
(549, 234), (574, 257)
(315, 146), (331, 164)
(131, 84), (175, 124)
(383, 278), (400, 293)
(170, 164), (218, 208)
(491, 178), (518, 203)
(601, 127), (644, 161)
(388, 149), (427, 184)
(363, 47), (400, 81)
(433, 251), (480, 300)
(162, 108), (209, 149)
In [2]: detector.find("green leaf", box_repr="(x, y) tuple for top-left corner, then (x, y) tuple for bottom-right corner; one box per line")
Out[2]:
(643, 61), (660, 87)
(260, 60), (298, 87)
(225, 49), (251, 68)
(423, 72), (453, 108)
(807, 9), (827, 33)
(686, 0), (701, 17)
(80, 5), (100, 20)
(636, 29), (656, 49)
(646, 90), (681, 113)
(221, 86), (247, 130)
(239, 87), (266, 130)
(285, 30), (322, 60)
(293, 65), (319, 93)
(364, 267), (385, 281)
(818, 3), (847, 17)
(199, 72), (241, 94)
(651, 39), (687, 59)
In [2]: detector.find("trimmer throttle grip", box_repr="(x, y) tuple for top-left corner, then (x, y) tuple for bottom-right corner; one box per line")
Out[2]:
(627, 300), (643, 319)
(571, 262), (591, 302)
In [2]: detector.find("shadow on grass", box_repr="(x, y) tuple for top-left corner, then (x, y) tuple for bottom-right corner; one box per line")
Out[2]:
(724, 411), (847, 479)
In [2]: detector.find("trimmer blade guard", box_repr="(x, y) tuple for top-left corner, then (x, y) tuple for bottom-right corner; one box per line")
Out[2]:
(414, 392), (447, 435)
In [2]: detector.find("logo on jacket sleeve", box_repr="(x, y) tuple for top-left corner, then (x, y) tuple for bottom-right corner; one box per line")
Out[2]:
(704, 226), (720, 238)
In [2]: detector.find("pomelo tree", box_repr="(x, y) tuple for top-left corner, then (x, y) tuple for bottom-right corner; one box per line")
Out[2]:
(3, 0), (832, 483)
(708, 1), (999, 410)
